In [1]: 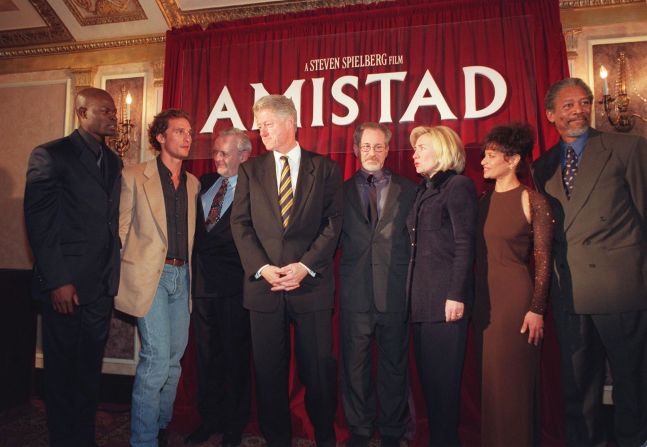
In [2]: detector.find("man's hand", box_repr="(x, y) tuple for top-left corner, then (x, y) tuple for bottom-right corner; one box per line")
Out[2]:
(445, 299), (465, 322)
(260, 265), (285, 289)
(273, 263), (308, 292)
(50, 284), (79, 314)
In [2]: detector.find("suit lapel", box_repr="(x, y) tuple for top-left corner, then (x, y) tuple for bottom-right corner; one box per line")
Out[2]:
(70, 131), (105, 189)
(142, 159), (168, 245)
(187, 174), (198, 250)
(347, 173), (370, 226)
(378, 174), (402, 230)
(290, 150), (315, 232)
(563, 131), (611, 230)
(260, 152), (283, 226)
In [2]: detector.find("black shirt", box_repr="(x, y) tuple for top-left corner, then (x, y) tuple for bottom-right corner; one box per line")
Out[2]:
(157, 156), (188, 261)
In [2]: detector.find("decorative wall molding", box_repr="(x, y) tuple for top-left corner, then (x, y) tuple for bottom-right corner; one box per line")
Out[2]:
(0, 34), (165, 58)
(559, 0), (645, 8)
(0, 0), (73, 49)
(63, 0), (147, 26)
(155, 0), (391, 28)
(152, 60), (164, 87)
(69, 67), (96, 94)
(564, 28), (582, 59)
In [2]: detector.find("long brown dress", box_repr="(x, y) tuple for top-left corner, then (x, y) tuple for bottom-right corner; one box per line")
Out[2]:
(475, 185), (553, 447)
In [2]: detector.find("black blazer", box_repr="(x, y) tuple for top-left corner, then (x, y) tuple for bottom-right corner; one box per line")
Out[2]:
(340, 171), (417, 313)
(24, 129), (122, 304)
(406, 170), (477, 323)
(231, 148), (343, 314)
(193, 173), (244, 299)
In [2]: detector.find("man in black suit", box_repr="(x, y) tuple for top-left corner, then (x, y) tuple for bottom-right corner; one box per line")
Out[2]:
(24, 87), (121, 447)
(340, 122), (416, 447)
(533, 78), (647, 447)
(230, 95), (343, 447)
(185, 128), (252, 447)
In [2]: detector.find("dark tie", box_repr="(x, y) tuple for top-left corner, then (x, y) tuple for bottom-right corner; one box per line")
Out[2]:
(205, 178), (229, 230)
(367, 174), (378, 228)
(279, 156), (294, 228)
(563, 145), (578, 199)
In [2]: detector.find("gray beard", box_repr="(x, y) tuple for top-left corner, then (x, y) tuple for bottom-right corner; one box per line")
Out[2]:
(567, 125), (589, 138)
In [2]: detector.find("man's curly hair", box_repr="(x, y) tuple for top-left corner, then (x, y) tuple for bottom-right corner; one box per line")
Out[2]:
(148, 108), (191, 152)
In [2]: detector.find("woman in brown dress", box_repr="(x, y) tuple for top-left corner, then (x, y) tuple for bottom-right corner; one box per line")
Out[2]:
(475, 124), (553, 446)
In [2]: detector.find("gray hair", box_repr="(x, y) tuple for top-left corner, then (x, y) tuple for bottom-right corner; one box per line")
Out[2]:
(544, 78), (593, 112)
(252, 95), (297, 124)
(353, 122), (392, 146)
(216, 127), (252, 153)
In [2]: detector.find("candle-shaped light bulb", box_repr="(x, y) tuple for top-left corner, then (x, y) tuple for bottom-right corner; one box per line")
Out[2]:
(599, 65), (609, 96)
(126, 92), (132, 121)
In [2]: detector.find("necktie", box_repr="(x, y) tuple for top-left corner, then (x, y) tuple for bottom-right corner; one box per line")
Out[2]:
(279, 156), (294, 228)
(563, 146), (578, 199)
(367, 174), (378, 228)
(205, 178), (229, 230)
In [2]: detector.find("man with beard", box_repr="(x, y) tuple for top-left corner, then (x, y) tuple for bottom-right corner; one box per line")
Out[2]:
(24, 87), (122, 447)
(533, 78), (647, 447)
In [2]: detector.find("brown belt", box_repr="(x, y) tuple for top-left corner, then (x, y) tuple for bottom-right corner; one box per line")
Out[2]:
(164, 258), (186, 266)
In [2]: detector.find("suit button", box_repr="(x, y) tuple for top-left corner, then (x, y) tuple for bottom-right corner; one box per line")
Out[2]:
(583, 240), (591, 246)
(600, 216), (606, 222)
(589, 264), (596, 268)
(411, 243), (415, 247)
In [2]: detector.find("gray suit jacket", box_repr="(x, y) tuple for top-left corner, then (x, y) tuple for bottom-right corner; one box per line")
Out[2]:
(532, 128), (647, 314)
(339, 171), (416, 314)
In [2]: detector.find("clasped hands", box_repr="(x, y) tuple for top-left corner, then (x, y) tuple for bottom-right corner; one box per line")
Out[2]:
(261, 262), (308, 292)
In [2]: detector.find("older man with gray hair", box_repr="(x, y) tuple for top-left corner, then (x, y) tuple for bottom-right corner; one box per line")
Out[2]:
(186, 128), (252, 447)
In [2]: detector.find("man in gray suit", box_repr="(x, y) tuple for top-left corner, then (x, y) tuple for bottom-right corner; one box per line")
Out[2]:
(533, 78), (647, 447)
(339, 122), (416, 447)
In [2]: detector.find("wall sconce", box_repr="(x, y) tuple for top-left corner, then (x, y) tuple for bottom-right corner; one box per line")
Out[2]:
(598, 50), (647, 133)
(110, 86), (135, 158)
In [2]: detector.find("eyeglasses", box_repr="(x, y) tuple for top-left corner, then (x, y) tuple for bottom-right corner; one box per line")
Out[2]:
(359, 144), (386, 153)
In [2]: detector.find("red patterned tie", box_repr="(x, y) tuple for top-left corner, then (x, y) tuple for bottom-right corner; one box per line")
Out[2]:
(205, 178), (229, 229)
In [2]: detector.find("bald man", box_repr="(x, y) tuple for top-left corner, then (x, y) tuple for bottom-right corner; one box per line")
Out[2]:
(25, 87), (122, 447)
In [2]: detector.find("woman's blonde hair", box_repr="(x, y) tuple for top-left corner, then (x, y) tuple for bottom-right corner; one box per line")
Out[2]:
(410, 125), (466, 174)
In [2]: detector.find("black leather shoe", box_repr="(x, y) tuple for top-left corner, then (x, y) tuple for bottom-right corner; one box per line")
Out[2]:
(184, 424), (220, 445)
(347, 433), (371, 447)
(158, 428), (168, 447)
(222, 432), (242, 447)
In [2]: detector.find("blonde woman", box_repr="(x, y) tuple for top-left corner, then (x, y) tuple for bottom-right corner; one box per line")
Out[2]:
(407, 126), (477, 446)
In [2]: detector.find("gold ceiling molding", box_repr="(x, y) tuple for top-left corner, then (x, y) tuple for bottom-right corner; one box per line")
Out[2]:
(0, 0), (73, 48)
(0, 34), (164, 58)
(63, 0), (148, 26)
(155, 0), (392, 28)
(559, 0), (645, 8)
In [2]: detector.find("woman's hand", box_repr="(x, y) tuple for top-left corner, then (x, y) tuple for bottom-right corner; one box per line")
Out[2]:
(445, 299), (465, 322)
(521, 311), (544, 346)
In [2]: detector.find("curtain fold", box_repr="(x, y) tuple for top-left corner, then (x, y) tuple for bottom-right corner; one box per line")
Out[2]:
(164, 1), (569, 445)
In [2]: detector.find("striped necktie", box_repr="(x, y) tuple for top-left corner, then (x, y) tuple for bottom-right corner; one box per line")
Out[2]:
(279, 156), (294, 228)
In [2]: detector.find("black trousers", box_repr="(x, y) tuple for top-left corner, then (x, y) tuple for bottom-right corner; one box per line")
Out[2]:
(41, 294), (113, 447)
(340, 309), (409, 439)
(250, 299), (337, 447)
(552, 305), (647, 447)
(191, 295), (251, 436)
(412, 319), (468, 447)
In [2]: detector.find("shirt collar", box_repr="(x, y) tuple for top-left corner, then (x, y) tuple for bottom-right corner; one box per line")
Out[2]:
(273, 143), (301, 164)
(157, 156), (186, 180)
(358, 168), (389, 183)
(220, 174), (237, 188)
(560, 128), (589, 159)
(77, 128), (103, 158)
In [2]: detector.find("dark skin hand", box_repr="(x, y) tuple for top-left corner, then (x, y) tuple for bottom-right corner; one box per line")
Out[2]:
(50, 284), (79, 314)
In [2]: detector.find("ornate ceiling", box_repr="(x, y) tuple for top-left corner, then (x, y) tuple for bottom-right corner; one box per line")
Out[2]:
(0, 0), (644, 58)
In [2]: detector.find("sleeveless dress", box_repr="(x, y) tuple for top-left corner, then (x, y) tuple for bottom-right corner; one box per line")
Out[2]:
(475, 185), (553, 446)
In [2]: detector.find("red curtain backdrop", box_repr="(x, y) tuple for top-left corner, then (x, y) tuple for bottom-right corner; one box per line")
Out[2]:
(163, 1), (569, 445)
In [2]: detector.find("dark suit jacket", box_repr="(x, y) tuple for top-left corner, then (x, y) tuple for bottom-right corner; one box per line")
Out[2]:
(24, 129), (122, 304)
(230, 148), (343, 314)
(193, 173), (244, 298)
(532, 128), (647, 314)
(406, 170), (477, 323)
(340, 171), (416, 314)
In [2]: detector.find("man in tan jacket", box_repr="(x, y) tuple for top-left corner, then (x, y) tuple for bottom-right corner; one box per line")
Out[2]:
(115, 109), (199, 447)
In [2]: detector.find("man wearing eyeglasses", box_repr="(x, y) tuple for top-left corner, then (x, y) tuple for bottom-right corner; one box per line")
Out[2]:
(115, 109), (200, 447)
(339, 122), (417, 447)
